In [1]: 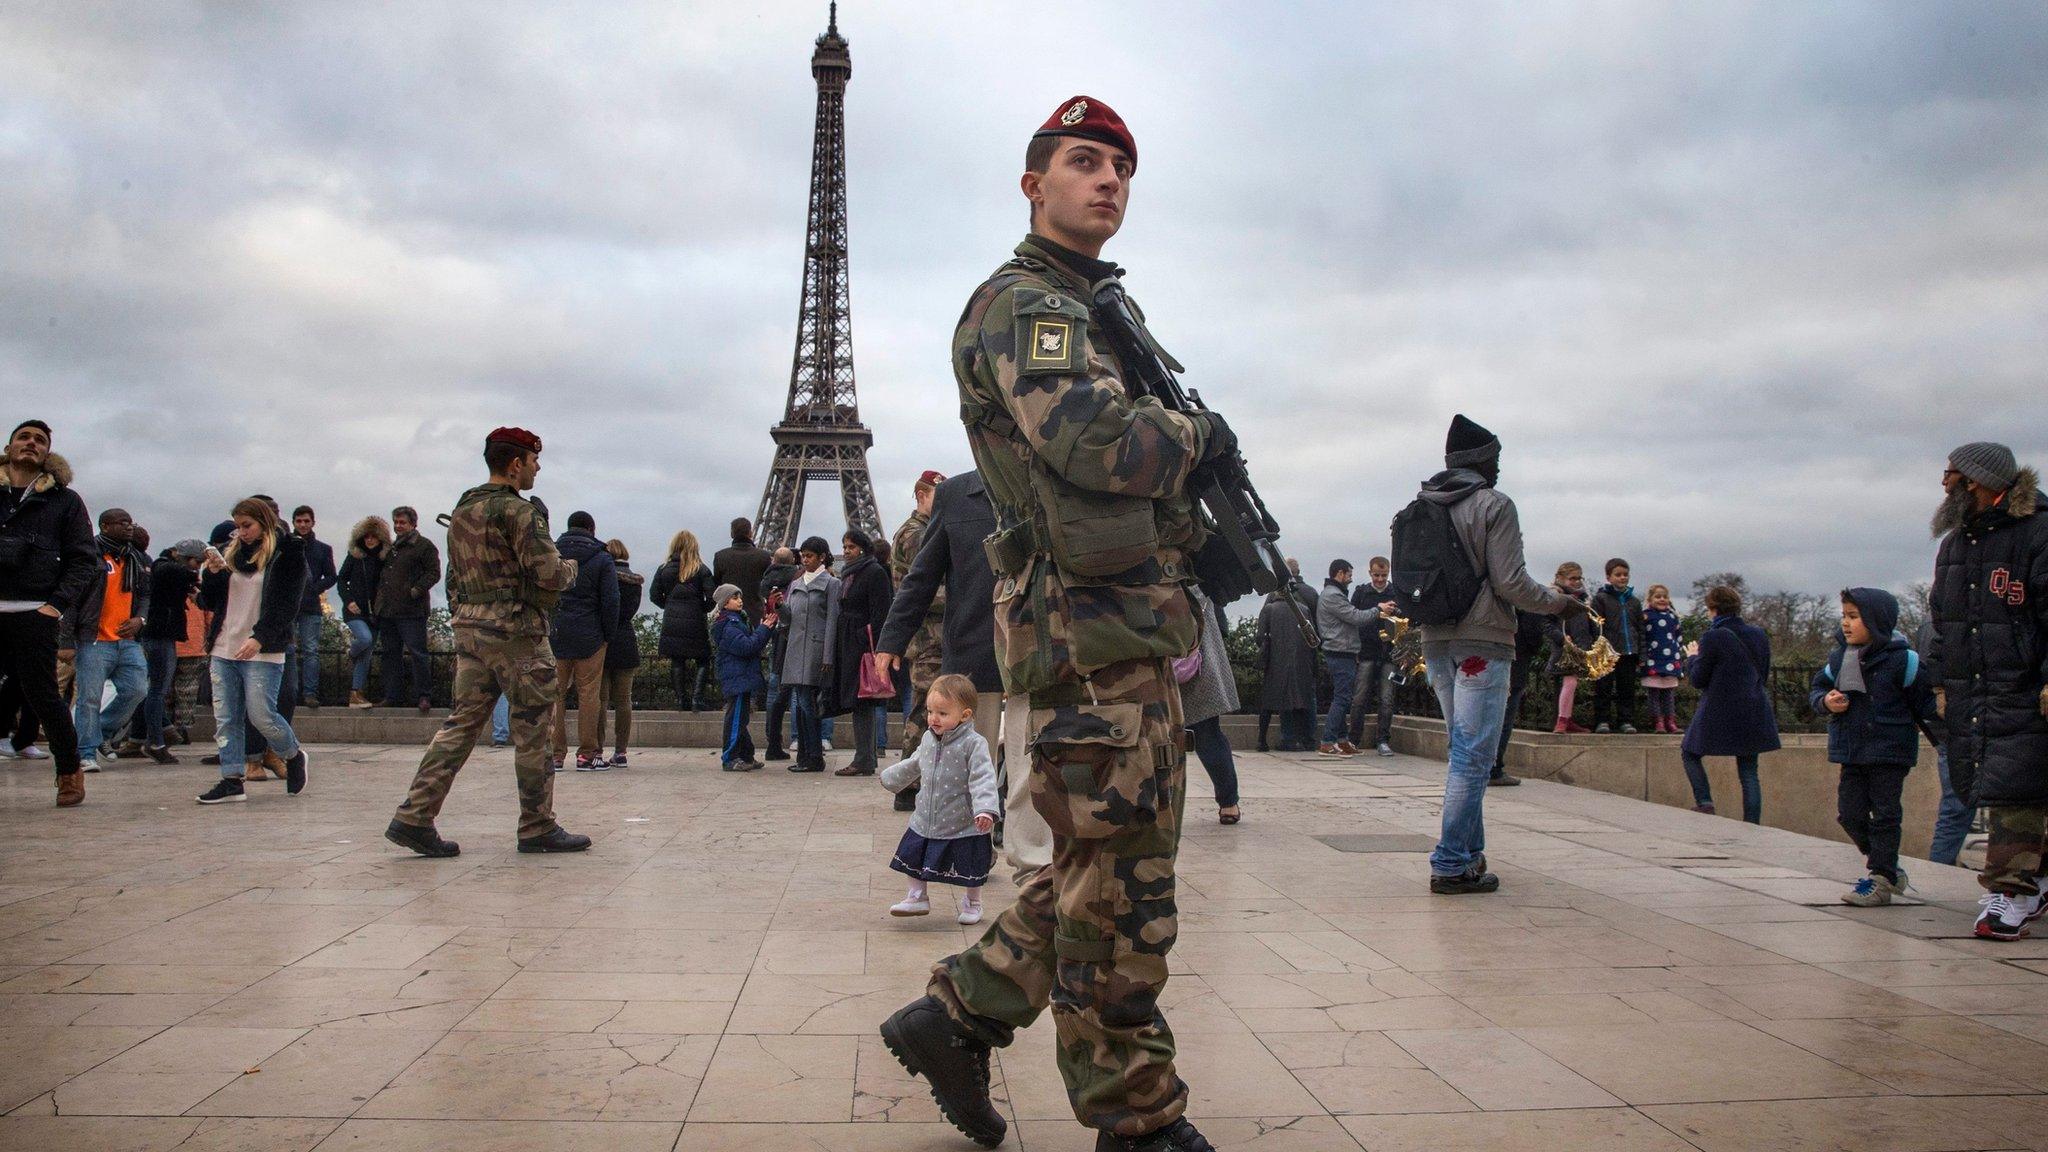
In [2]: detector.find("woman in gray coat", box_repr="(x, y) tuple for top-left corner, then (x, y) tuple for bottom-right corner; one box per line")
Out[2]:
(1183, 586), (1243, 824)
(778, 536), (840, 773)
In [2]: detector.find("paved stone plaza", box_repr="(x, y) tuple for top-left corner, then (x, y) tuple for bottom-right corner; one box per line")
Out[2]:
(1, 743), (2046, 1151)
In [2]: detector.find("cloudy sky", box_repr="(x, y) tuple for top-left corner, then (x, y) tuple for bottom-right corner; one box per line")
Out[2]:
(5, 2), (2044, 607)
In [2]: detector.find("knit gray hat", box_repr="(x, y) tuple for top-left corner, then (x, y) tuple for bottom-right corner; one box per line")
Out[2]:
(711, 583), (743, 609)
(1949, 441), (2019, 490)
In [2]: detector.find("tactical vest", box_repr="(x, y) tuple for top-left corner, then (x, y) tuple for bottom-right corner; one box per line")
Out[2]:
(958, 254), (1205, 589)
(954, 251), (1205, 692)
(445, 485), (562, 616)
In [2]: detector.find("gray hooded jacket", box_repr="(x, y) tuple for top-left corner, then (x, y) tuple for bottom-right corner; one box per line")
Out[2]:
(1415, 468), (1568, 652)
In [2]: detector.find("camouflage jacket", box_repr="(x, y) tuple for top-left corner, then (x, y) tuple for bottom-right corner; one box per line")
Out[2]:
(890, 510), (945, 622)
(953, 234), (1209, 694)
(443, 482), (577, 637)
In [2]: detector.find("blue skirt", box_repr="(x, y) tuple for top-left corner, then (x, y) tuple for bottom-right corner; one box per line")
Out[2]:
(890, 828), (993, 888)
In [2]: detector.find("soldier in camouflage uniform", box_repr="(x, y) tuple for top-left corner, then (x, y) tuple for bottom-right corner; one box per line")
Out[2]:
(880, 97), (1233, 1152)
(385, 428), (590, 857)
(893, 469), (947, 762)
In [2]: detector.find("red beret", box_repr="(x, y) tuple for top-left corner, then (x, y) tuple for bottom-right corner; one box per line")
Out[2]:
(1033, 96), (1135, 173)
(486, 426), (542, 454)
(917, 469), (945, 489)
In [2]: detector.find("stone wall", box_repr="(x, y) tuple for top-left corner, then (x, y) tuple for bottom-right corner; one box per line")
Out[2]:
(1389, 716), (1946, 859)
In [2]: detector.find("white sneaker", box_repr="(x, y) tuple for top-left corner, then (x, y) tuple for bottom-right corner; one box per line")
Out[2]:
(889, 897), (930, 917)
(822, 740), (834, 752)
(1976, 892), (2045, 941)
(1376, 742), (1394, 757)
(1842, 873), (1897, 907)
(79, 759), (100, 774)
(20, 745), (48, 760)
(957, 901), (984, 926)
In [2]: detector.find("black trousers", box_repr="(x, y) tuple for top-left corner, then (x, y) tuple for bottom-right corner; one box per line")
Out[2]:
(1838, 763), (1911, 883)
(1592, 653), (1641, 728)
(379, 617), (431, 704)
(669, 658), (708, 711)
(0, 611), (80, 775)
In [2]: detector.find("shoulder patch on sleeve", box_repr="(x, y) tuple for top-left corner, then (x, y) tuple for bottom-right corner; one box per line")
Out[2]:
(1010, 285), (1088, 376)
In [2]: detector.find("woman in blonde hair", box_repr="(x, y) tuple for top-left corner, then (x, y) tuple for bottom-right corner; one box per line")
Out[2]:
(195, 497), (310, 803)
(651, 529), (719, 711)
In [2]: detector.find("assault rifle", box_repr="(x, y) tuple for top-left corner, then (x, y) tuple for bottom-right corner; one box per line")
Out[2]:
(1089, 278), (1321, 650)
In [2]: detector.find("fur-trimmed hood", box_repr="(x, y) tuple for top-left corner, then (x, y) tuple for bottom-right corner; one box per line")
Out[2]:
(348, 515), (391, 559)
(1933, 466), (2038, 536)
(0, 449), (73, 494)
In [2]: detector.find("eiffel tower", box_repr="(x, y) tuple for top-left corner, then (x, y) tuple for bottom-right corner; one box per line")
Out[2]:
(754, 3), (881, 552)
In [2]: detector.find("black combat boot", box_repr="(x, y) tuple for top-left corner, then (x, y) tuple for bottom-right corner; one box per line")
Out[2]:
(518, 826), (593, 853)
(385, 819), (460, 857)
(1095, 1119), (1217, 1152)
(879, 996), (1006, 1148)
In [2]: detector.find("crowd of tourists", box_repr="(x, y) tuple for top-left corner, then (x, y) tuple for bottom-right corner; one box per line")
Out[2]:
(3, 413), (2044, 942)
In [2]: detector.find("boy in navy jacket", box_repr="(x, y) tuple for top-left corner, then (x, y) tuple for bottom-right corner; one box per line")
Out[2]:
(1812, 587), (1943, 906)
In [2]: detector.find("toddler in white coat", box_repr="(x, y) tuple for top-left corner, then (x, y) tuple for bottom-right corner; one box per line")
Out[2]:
(881, 674), (1001, 923)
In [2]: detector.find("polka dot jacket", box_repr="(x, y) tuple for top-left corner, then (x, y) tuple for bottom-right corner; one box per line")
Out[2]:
(879, 722), (1001, 841)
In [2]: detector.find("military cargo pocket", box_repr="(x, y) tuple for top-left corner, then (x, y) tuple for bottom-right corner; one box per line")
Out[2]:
(1030, 469), (1160, 578)
(1028, 702), (1154, 839)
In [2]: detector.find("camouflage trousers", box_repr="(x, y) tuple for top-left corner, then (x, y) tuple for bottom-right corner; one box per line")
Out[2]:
(928, 657), (1188, 1137)
(394, 625), (560, 839)
(1982, 806), (2048, 898)
(899, 626), (945, 759)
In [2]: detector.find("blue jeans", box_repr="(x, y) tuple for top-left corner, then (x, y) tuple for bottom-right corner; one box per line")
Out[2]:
(295, 615), (325, 699)
(210, 658), (298, 777)
(73, 638), (149, 758)
(345, 619), (375, 692)
(491, 694), (511, 744)
(792, 685), (823, 762)
(1426, 646), (1511, 877)
(1931, 746), (1972, 866)
(1682, 753), (1762, 824)
(1189, 716), (1239, 808)
(141, 637), (180, 745)
(1322, 656), (1358, 743)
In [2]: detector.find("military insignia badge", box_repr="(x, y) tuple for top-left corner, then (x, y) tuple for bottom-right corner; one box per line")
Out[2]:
(1061, 100), (1088, 126)
(1025, 318), (1076, 372)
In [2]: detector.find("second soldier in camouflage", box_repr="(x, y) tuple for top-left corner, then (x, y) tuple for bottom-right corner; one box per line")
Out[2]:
(385, 427), (591, 858)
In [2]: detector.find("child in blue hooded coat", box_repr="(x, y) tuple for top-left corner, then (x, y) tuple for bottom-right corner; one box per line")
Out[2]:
(710, 584), (775, 771)
(1811, 587), (1943, 906)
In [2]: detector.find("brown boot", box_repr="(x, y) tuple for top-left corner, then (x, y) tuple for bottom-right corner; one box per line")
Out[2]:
(56, 772), (84, 807)
(348, 691), (373, 710)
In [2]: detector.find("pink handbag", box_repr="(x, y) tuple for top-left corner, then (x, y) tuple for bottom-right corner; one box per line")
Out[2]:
(857, 626), (895, 699)
(1171, 649), (1203, 684)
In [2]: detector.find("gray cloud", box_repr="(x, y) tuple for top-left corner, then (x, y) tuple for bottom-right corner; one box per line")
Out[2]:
(4, 1), (2044, 608)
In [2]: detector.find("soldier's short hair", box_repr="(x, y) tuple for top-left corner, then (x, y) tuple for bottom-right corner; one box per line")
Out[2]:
(929, 673), (978, 713)
(392, 506), (418, 524)
(484, 440), (534, 475)
(1025, 135), (1058, 175)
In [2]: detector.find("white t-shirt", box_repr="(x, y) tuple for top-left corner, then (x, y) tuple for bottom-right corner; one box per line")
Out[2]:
(212, 568), (285, 664)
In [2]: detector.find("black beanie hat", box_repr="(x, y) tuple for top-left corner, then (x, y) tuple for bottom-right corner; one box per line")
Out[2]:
(1445, 414), (1500, 468)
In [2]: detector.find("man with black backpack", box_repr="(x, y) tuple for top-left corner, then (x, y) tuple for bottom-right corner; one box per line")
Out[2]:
(1392, 414), (1585, 894)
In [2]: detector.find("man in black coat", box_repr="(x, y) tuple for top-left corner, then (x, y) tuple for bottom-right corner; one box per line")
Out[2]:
(1931, 441), (2048, 940)
(875, 471), (1049, 878)
(290, 505), (338, 708)
(376, 506), (442, 711)
(549, 511), (619, 771)
(713, 518), (774, 624)
(0, 419), (98, 805)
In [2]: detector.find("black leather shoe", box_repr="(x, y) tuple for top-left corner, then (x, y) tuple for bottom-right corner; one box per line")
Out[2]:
(1429, 866), (1500, 895)
(386, 819), (460, 857)
(788, 758), (825, 773)
(880, 996), (1006, 1148)
(1487, 771), (1521, 787)
(1096, 1119), (1217, 1152)
(518, 826), (592, 853)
